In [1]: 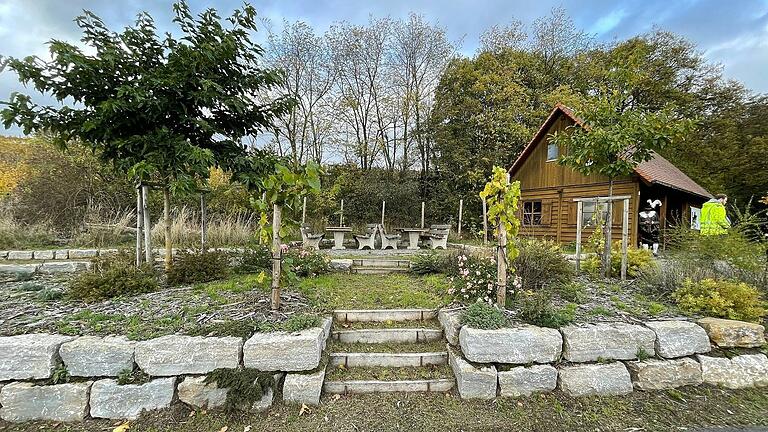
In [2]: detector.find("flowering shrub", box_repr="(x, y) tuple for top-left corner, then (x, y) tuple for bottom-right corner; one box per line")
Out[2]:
(284, 248), (330, 278)
(448, 253), (521, 304)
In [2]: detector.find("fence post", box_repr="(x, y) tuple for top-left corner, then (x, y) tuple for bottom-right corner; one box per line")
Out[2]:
(141, 185), (152, 263)
(135, 184), (143, 267)
(340, 199), (344, 226)
(482, 198), (488, 245)
(458, 199), (463, 237)
(302, 196), (307, 224)
(621, 198), (630, 280)
(271, 204), (283, 310)
(200, 194), (207, 252)
(381, 200), (386, 226)
(421, 202), (425, 229)
(575, 200), (583, 271)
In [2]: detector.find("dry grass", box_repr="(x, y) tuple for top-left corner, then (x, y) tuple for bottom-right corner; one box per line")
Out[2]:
(0, 206), (58, 249)
(151, 206), (257, 248)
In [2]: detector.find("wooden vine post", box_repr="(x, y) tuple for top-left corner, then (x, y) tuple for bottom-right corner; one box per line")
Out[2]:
(479, 167), (521, 309)
(271, 203), (283, 310)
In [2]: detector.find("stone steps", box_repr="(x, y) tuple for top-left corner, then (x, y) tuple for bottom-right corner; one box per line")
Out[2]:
(329, 351), (447, 368)
(323, 378), (454, 394)
(350, 266), (410, 275)
(333, 308), (437, 323)
(351, 258), (411, 268)
(331, 328), (443, 344)
(324, 308), (455, 395)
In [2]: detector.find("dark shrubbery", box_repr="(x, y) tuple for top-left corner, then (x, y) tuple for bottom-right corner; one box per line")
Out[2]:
(233, 245), (272, 274)
(513, 239), (575, 290)
(411, 250), (455, 275)
(167, 250), (230, 285)
(69, 252), (157, 301)
(460, 302), (508, 329)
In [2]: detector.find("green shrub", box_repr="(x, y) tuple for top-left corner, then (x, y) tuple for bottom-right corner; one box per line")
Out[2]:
(672, 278), (766, 322)
(234, 245), (272, 274)
(278, 313), (321, 332)
(583, 243), (655, 278)
(460, 302), (508, 329)
(411, 251), (454, 275)
(517, 290), (577, 328)
(284, 248), (330, 278)
(69, 252), (157, 301)
(167, 250), (230, 285)
(556, 281), (588, 304)
(513, 239), (575, 290)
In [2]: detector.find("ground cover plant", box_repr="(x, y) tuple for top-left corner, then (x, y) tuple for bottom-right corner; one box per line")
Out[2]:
(68, 253), (158, 302)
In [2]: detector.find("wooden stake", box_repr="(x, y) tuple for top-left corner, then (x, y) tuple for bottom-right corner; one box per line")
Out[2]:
(421, 201), (425, 229)
(200, 194), (207, 252)
(575, 201), (583, 271)
(482, 199), (488, 245)
(271, 204), (283, 310)
(458, 199), (464, 237)
(381, 200), (386, 226)
(302, 196), (307, 224)
(142, 185), (152, 263)
(496, 218), (508, 307)
(621, 198), (630, 280)
(163, 186), (172, 270)
(340, 199), (344, 226)
(135, 185), (143, 267)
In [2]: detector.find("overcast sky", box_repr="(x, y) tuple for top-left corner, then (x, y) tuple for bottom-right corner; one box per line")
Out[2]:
(1, 0), (767, 136)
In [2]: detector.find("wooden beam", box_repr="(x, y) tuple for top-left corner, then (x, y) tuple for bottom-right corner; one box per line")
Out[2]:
(621, 198), (629, 280)
(575, 201), (583, 271)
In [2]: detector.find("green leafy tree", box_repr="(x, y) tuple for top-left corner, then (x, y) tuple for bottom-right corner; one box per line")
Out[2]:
(479, 166), (521, 307)
(1, 1), (292, 268)
(232, 151), (321, 310)
(551, 87), (693, 277)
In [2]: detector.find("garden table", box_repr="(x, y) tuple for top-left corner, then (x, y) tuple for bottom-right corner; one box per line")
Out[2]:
(325, 226), (353, 250)
(398, 228), (427, 250)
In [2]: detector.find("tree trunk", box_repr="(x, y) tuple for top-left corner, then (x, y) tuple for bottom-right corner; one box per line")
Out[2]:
(603, 179), (614, 278)
(496, 218), (508, 308)
(163, 186), (172, 270)
(271, 204), (283, 311)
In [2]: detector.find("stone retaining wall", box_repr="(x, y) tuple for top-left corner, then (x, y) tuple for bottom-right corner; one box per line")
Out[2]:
(0, 317), (332, 422)
(451, 315), (767, 399)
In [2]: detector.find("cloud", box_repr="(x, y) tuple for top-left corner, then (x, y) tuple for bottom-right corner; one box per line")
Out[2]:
(1, 0), (767, 136)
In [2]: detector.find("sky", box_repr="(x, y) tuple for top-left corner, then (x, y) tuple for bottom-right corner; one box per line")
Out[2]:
(1, 0), (767, 136)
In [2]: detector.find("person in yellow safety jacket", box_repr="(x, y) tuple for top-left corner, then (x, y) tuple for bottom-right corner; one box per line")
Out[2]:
(700, 194), (730, 235)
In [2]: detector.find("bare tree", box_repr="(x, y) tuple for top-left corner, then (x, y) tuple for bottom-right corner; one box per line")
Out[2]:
(478, 20), (527, 54)
(390, 13), (457, 175)
(264, 20), (337, 165)
(529, 7), (593, 75)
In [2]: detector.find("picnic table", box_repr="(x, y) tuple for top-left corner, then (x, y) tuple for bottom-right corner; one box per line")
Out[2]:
(325, 226), (352, 250)
(398, 227), (427, 250)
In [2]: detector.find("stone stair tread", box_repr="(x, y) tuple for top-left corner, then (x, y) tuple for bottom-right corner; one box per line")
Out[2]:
(326, 340), (447, 353)
(351, 259), (411, 267)
(333, 320), (441, 331)
(323, 378), (454, 394)
(330, 351), (448, 368)
(333, 308), (437, 323)
(350, 267), (410, 274)
(331, 328), (443, 344)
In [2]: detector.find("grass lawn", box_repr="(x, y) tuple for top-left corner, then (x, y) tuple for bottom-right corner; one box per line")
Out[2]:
(3, 387), (767, 432)
(295, 273), (452, 310)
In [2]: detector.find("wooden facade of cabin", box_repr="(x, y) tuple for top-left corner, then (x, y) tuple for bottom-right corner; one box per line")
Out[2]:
(509, 104), (711, 247)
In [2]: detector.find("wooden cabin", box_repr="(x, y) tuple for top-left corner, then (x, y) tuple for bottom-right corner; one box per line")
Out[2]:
(509, 104), (711, 246)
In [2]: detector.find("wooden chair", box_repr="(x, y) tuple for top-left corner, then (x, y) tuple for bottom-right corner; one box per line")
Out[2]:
(354, 224), (379, 250)
(423, 224), (450, 250)
(300, 224), (324, 250)
(379, 224), (401, 250)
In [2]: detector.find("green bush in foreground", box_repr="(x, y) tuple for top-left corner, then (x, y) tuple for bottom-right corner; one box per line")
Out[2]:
(517, 290), (577, 328)
(167, 250), (230, 285)
(461, 302), (508, 330)
(583, 243), (656, 278)
(69, 253), (157, 301)
(672, 278), (766, 322)
(513, 238), (575, 290)
(411, 251), (454, 275)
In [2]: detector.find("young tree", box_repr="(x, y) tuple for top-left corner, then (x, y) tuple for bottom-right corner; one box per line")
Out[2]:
(551, 89), (693, 277)
(1, 2), (291, 268)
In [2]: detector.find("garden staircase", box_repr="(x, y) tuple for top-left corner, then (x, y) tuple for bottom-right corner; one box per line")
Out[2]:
(323, 309), (455, 394)
(349, 259), (411, 275)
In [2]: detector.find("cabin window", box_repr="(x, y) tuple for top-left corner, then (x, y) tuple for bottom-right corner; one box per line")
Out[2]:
(546, 142), (558, 161)
(523, 201), (543, 226)
(582, 201), (608, 227)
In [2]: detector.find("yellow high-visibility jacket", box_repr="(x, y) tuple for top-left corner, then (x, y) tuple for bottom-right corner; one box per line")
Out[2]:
(700, 199), (730, 235)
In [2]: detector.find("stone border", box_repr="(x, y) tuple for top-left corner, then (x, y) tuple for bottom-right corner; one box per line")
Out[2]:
(439, 309), (767, 399)
(0, 320), (333, 423)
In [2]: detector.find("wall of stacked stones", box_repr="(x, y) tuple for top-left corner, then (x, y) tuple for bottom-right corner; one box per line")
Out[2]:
(440, 309), (768, 399)
(0, 318), (331, 422)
